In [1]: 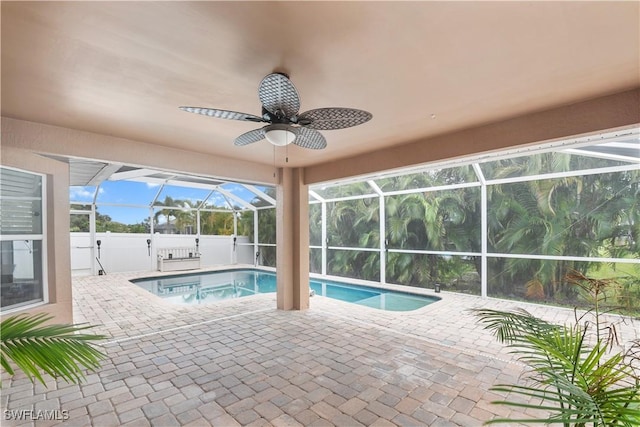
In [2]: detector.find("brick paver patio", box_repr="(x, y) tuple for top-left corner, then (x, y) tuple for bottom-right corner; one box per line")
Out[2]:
(2, 267), (637, 426)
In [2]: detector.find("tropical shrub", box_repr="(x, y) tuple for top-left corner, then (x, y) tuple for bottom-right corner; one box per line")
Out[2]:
(474, 273), (640, 425)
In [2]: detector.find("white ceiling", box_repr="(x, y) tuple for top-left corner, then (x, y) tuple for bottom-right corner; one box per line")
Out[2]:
(2, 2), (639, 168)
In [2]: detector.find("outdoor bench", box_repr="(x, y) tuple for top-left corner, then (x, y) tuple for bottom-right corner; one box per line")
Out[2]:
(157, 247), (200, 272)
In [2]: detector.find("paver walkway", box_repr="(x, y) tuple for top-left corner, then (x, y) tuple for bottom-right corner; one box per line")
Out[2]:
(2, 267), (638, 426)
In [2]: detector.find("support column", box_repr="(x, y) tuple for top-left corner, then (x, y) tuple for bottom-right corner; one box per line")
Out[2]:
(321, 201), (327, 276)
(233, 212), (238, 265)
(90, 205), (97, 275)
(276, 167), (310, 310)
(368, 180), (385, 284)
(149, 207), (155, 271)
(480, 183), (488, 298)
(253, 211), (259, 265)
(473, 163), (488, 298)
(379, 195), (386, 283)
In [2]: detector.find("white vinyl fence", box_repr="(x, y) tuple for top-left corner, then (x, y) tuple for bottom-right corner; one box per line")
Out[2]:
(70, 232), (254, 276)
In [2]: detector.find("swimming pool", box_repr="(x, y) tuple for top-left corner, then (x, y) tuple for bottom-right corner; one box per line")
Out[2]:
(131, 269), (439, 312)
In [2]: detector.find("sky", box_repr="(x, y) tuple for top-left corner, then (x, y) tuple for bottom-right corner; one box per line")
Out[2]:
(69, 181), (270, 224)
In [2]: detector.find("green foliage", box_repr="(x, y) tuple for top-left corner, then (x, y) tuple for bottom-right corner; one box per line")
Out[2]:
(71, 198), (241, 235)
(239, 188), (277, 242)
(307, 158), (637, 304)
(487, 163), (639, 303)
(474, 275), (640, 425)
(153, 196), (197, 234)
(259, 246), (277, 268)
(1, 313), (106, 386)
(325, 198), (380, 281)
(70, 210), (150, 233)
(380, 172), (481, 289)
(310, 248), (322, 274)
(327, 198), (379, 248)
(309, 203), (323, 246)
(327, 249), (380, 281)
(238, 187), (277, 266)
(200, 211), (234, 235)
(238, 211), (254, 239)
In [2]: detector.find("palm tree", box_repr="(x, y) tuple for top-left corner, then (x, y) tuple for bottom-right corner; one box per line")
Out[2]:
(153, 197), (197, 234)
(381, 170), (480, 290)
(486, 153), (640, 303)
(173, 200), (196, 234)
(1, 313), (105, 386)
(326, 197), (380, 281)
(153, 196), (181, 233)
(200, 211), (234, 235)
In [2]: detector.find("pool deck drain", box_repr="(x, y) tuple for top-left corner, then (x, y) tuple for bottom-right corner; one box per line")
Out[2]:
(2, 268), (637, 426)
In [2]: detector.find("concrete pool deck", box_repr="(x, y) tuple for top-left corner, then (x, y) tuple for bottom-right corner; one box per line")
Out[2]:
(2, 267), (638, 426)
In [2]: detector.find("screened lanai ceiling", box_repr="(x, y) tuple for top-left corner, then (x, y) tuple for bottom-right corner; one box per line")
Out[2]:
(2, 1), (639, 169)
(66, 129), (638, 208)
(66, 160), (276, 211)
(310, 129), (640, 195)
(570, 141), (640, 163)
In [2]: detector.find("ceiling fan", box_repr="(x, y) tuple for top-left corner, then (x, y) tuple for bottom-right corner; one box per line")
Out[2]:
(180, 73), (372, 150)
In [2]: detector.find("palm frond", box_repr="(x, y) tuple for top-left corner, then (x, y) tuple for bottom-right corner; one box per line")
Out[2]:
(474, 308), (640, 425)
(472, 308), (558, 344)
(1, 313), (106, 386)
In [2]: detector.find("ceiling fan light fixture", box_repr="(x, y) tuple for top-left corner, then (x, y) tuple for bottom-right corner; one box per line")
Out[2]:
(264, 126), (296, 146)
(182, 72), (371, 150)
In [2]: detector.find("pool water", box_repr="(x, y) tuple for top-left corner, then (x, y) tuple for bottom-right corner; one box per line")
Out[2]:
(131, 270), (439, 311)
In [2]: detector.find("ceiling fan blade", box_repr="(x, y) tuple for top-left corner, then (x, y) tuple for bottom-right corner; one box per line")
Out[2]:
(234, 128), (266, 146)
(180, 106), (266, 123)
(298, 108), (372, 130)
(293, 127), (327, 150)
(258, 73), (301, 118)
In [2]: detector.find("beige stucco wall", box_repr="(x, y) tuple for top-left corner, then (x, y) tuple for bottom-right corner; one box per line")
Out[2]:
(276, 168), (309, 310)
(1, 118), (278, 186)
(1, 145), (73, 323)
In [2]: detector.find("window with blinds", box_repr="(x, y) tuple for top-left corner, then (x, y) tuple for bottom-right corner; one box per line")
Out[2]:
(0, 167), (46, 310)
(0, 168), (43, 235)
